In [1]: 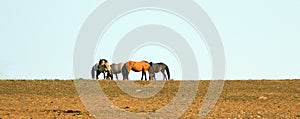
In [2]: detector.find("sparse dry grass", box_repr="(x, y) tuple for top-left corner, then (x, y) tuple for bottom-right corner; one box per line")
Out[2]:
(0, 80), (299, 118)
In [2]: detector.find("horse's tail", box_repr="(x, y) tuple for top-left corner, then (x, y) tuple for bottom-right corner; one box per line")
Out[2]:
(121, 63), (128, 80)
(165, 64), (170, 80)
(91, 65), (95, 79)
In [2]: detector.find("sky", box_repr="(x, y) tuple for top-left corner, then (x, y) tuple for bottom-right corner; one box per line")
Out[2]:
(0, 0), (300, 80)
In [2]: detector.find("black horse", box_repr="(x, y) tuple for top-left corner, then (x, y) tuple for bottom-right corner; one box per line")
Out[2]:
(91, 59), (113, 80)
(149, 62), (170, 80)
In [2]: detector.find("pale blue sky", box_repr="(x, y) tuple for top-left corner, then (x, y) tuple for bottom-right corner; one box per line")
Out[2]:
(0, 0), (299, 79)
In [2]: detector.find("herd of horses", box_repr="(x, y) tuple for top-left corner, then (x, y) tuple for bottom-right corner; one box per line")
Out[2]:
(91, 59), (170, 80)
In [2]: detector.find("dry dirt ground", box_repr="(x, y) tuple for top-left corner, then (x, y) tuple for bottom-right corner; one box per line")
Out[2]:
(0, 80), (299, 118)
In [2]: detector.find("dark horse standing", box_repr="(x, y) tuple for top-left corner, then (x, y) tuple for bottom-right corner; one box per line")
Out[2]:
(91, 59), (113, 80)
(122, 61), (154, 80)
(149, 62), (170, 80)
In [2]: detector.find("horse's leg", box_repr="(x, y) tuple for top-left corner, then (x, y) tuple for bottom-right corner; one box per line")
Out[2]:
(161, 71), (166, 80)
(127, 66), (131, 74)
(149, 72), (154, 80)
(141, 72), (144, 80)
(126, 68), (130, 80)
(96, 72), (98, 80)
(123, 73), (126, 80)
(110, 72), (113, 80)
(125, 74), (128, 80)
(122, 72), (125, 80)
(126, 66), (131, 80)
(126, 72), (129, 80)
(96, 71), (100, 80)
(122, 67), (129, 80)
(103, 72), (106, 80)
(115, 74), (118, 80)
(143, 69), (147, 81)
(144, 71), (147, 80)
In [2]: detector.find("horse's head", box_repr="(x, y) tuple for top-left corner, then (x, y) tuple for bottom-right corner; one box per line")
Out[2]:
(103, 60), (112, 71)
(105, 62), (113, 79)
(105, 62), (111, 71)
(149, 62), (153, 66)
(99, 59), (105, 65)
(98, 59), (112, 71)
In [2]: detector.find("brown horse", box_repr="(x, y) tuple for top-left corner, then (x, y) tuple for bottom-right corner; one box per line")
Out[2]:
(122, 61), (154, 80)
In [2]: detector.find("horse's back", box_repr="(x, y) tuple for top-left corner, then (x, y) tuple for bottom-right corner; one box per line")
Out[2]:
(111, 63), (124, 74)
(126, 60), (151, 71)
(118, 63), (124, 70)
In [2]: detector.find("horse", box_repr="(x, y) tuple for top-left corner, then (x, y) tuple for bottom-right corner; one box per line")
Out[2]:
(91, 63), (107, 79)
(122, 60), (154, 80)
(91, 59), (113, 80)
(110, 63), (124, 80)
(149, 62), (170, 80)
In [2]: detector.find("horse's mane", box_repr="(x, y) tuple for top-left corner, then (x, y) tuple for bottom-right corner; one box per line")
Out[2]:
(99, 59), (108, 63)
(141, 60), (149, 63)
(158, 62), (165, 65)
